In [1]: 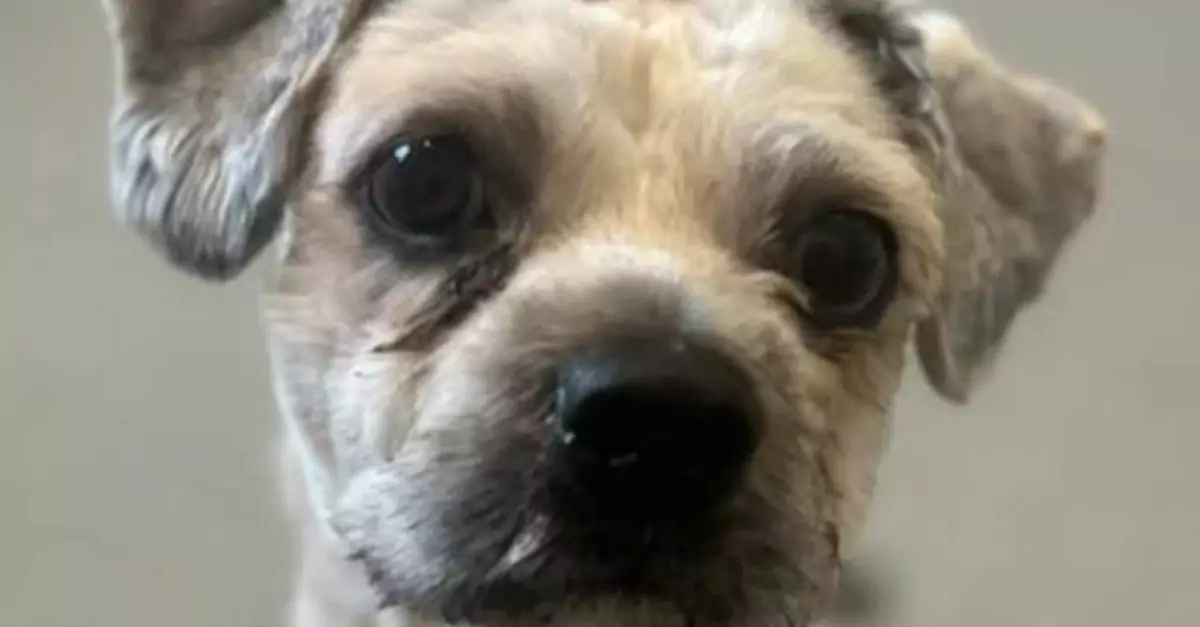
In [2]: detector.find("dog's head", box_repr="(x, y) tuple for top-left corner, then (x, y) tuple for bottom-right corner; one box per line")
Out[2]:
(103, 1), (1106, 625)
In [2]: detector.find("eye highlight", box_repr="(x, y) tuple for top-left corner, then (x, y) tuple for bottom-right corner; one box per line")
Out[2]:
(359, 134), (488, 243)
(790, 208), (899, 328)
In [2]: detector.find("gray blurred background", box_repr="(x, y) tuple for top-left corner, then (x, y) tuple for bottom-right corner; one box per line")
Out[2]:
(2, 2), (1197, 626)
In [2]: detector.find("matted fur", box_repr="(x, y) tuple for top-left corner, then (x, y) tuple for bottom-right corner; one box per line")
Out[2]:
(101, 1), (1107, 626)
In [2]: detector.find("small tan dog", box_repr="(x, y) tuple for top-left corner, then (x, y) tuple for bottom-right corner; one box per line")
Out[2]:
(101, 1), (1107, 626)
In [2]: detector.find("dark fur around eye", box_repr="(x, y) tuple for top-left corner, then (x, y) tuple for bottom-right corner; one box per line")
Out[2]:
(788, 208), (899, 329)
(372, 242), (518, 354)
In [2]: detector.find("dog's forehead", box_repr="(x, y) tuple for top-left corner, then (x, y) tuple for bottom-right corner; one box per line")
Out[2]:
(318, 0), (901, 183)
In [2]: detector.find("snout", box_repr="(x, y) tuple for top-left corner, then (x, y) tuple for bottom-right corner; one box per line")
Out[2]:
(554, 336), (760, 521)
(334, 245), (840, 625)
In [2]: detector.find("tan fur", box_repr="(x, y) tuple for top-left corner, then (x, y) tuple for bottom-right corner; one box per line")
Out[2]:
(101, 1), (1107, 626)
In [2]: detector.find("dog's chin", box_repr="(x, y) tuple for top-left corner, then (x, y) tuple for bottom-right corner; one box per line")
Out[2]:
(335, 457), (839, 626)
(412, 592), (724, 627)
(380, 554), (826, 627)
(433, 597), (735, 627)
(349, 507), (837, 627)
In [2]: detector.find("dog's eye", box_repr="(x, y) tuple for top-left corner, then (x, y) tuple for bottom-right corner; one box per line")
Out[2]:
(361, 135), (486, 240)
(792, 209), (898, 327)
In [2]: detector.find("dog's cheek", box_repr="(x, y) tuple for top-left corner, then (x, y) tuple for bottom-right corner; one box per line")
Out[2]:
(263, 282), (429, 510)
(270, 202), (461, 475)
(333, 463), (460, 606)
(820, 341), (906, 551)
(733, 297), (902, 553)
(327, 346), (426, 472)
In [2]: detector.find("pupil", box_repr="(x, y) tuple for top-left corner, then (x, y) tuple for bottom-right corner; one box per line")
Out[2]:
(373, 136), (477, 235)
(800, 215), (884, 308)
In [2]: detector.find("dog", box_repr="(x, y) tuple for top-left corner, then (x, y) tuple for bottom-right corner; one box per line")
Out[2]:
(100, 1), (1108, 626)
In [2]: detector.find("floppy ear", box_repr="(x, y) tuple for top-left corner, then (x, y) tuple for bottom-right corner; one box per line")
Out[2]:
(102, 0), (369, 280)
(911, 13), (1107, 402)
(817, 1), (1108, 403)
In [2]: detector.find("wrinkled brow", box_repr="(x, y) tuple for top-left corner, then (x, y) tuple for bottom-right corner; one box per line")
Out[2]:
(740, 116), (927, 220)
(315, 74), (551, 188)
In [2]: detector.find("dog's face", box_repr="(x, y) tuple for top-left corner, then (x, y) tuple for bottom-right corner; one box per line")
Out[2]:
(278, 3), (941, 624)
(102, 1), (1107, 625)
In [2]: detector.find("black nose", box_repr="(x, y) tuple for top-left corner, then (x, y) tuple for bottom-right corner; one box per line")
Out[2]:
(554, 337), (759, 520)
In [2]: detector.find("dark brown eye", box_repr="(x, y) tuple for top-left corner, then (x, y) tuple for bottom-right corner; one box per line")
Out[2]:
(361, 134), (486, 240)
(792, 208), (898, 328)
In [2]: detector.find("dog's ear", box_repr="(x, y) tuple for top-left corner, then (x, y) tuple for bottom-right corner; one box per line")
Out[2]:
(817, 1), (1108, 403)
(102, 0), (369, 280)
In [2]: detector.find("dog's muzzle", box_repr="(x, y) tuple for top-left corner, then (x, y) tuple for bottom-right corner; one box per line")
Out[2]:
(330, 263), (838, 625)
(552, 336), (761, 522)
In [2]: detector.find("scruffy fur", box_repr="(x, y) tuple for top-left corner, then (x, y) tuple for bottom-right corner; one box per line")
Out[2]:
(101, 1), (1107, 626)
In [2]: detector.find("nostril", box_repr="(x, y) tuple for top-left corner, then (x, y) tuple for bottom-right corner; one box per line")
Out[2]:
(561, 382), (748, 469)
(554, 338), (759, 518)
